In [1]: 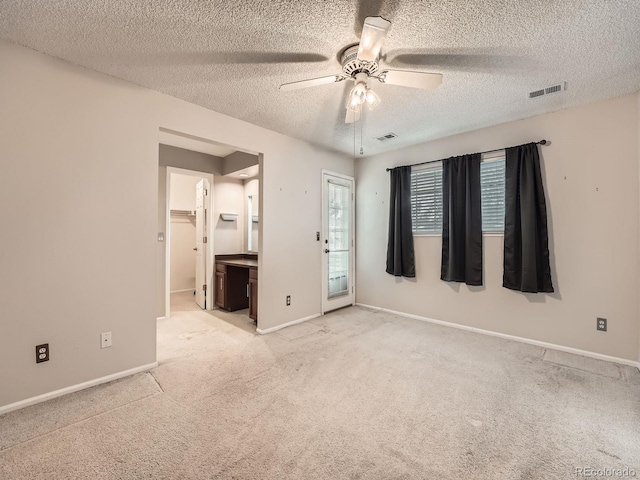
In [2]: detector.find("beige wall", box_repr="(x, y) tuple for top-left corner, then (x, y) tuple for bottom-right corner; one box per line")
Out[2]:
(356, 94), (640, 361)
(0, 40), (353, 409)
(213, 176), (245, 254)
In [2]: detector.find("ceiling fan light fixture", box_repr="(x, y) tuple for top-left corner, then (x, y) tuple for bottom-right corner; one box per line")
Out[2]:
(347, 93), (362, 112)
(347, 83), (367, 110)
(353, 82), (367, 99)
(365, 88), (381, 109)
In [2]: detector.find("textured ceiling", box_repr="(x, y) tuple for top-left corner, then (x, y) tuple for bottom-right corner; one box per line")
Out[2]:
(2, 1), (640, 157)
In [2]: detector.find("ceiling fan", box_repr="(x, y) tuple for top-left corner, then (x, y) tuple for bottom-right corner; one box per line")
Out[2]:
(279, 17), (442, 123)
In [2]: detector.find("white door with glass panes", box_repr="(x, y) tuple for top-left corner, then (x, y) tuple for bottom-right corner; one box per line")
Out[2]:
(321, 172), (355, 313)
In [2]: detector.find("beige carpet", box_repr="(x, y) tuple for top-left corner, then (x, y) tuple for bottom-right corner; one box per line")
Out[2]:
(1, 291), (639, 479)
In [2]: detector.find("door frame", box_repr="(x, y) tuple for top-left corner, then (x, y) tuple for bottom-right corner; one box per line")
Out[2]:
(321, 169), (356, 314)
(165, 167), (215, 317)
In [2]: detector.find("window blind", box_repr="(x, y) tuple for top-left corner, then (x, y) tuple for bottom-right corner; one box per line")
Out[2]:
(410, 166), (443, 233)
(480, 159), (506, 232)
(410, 156), (506, 234)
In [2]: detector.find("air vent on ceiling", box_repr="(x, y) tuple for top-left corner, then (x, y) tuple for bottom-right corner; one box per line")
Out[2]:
(529, 82), (566, 99)
(376, 133), (398, 142)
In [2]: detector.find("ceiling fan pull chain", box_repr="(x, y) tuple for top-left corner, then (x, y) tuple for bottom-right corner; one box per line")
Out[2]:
(360, 109), (364, 155)
(353, 109), (356, 157)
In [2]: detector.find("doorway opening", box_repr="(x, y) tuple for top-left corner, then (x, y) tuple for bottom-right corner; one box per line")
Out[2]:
(157, 129), (262, 333)
(166, 168), (214, 315)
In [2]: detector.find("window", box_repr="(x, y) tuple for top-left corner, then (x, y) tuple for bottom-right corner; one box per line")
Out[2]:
(410, 154), (506, 234)
(410, 165), (443, 234)
(479, 157), (506, 232)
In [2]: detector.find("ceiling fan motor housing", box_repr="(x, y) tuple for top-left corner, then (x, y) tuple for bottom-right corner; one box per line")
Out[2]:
(341, 45), (379, 77)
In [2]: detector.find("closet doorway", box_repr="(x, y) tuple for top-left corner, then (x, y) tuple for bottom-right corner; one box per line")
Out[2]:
(165, 167), (215, 317)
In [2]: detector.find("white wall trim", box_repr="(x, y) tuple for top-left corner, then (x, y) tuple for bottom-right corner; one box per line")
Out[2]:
(170, 288), (195, 294)
(256, 313), (321, 335)
(357, 303), (640, 369)
(0, 362), (159, 416)
(156, 316), (166, 321)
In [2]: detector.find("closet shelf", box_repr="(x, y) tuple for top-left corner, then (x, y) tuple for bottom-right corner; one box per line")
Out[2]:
(220, 213), (238, 221)
(170, 209), (196, 217)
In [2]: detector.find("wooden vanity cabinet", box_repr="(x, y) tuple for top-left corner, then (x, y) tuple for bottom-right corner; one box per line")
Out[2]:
(215, 264), (226, 309)
(249, 268), (258, 321)
(214, 256), (257, 320)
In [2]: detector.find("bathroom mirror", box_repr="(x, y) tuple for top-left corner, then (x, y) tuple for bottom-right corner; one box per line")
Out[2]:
(247, 194), (259, 253)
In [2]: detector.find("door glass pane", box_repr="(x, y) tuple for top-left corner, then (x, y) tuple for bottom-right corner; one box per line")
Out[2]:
(328, 181), (350, 298)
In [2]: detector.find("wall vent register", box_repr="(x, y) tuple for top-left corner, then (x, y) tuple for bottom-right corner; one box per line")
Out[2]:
(529, 82), (566, 98)
(376, 133), (398, 142)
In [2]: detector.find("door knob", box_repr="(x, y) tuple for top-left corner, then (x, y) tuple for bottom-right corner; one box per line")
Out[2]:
(193, 248), (198, 251)
(324, 249), (330, 253)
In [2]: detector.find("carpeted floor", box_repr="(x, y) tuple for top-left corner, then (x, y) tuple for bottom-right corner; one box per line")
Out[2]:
(1, 291), (639, 479)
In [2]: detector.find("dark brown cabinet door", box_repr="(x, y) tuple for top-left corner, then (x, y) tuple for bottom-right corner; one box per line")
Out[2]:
(249, 276), (258, 321)
(215, 272), (226, 309)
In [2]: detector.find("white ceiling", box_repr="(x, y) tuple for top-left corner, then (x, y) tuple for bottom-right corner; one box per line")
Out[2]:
(2, 1), (639, 157)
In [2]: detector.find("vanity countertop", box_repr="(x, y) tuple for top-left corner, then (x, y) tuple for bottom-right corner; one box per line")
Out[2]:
(216, 258), (258, 268)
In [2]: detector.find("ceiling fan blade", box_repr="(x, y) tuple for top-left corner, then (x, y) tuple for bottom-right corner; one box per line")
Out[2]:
(385, 51), (532, 71)
(279, 75), (344, 91)
(345, 107), (361, 124)
(354, 0), (398, 37)
(357, 16), (391, 63)
(377, 70), (443, 90)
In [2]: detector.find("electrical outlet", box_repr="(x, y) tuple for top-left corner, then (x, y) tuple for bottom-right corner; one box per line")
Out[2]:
(36, 344), (49, 363)
(286, 295), (291, 306)
(597, 318), (607, 332)
(101, 332), (112, 348)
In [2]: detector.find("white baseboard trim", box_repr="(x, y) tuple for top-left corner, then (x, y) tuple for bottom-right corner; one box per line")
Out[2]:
(156, 316), (166, 321)
(0, 362), (159, 416)
(356, 303), (640, 370)
(170, 288), (195, 294)
(256, 313), (322, 335)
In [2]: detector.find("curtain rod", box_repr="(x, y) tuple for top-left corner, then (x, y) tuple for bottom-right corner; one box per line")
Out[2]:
(385, 140), (548, 172)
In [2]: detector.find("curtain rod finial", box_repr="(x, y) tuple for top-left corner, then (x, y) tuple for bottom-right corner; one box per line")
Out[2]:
(539, 139), (547, 145)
